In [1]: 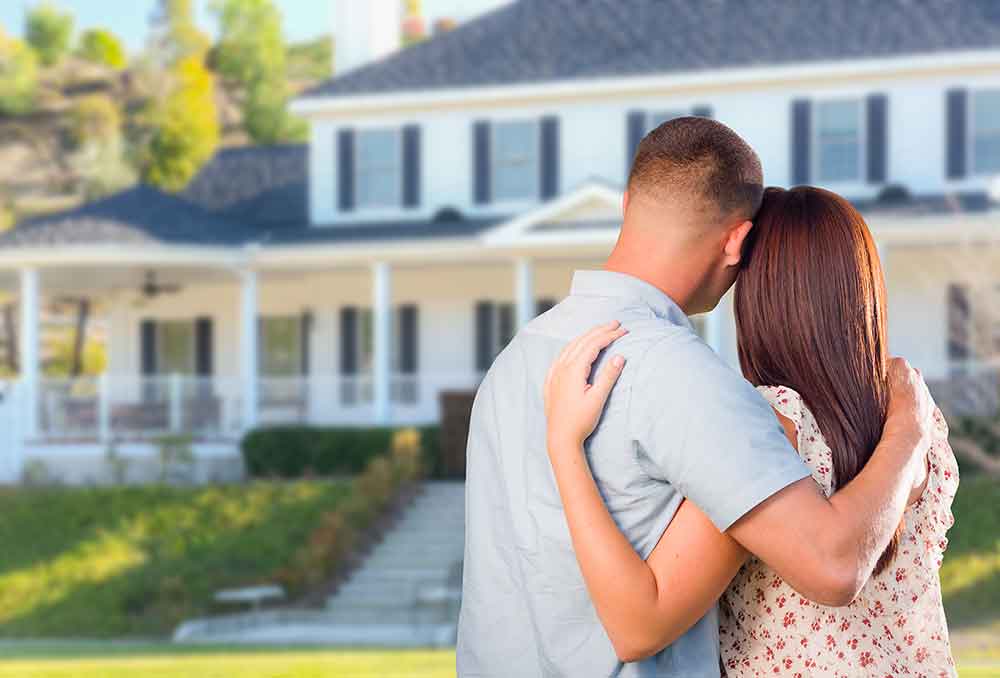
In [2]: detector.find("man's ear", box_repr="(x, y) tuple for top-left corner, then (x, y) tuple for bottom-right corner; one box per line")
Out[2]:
(723, 219), (754, 266)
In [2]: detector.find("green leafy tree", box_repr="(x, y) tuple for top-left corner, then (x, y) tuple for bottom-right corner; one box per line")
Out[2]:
(71, 94), (121, 147)
(212, 0), (305, 144)
(25, 2), (74, 67)
(141, 56), (219, 192)
(0, 27), (39, 114)
(70, 95), (136, 198)
(78, 28), (126, 69)
(149, 0), (210, 65)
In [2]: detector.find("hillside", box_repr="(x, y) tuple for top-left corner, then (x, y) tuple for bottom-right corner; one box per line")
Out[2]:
(0, 37), (331, 227)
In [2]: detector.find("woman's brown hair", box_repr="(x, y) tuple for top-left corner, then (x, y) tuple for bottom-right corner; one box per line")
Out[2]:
(734, 186), (899, 575)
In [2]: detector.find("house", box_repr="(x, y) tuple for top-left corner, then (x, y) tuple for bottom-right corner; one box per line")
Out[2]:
(1, 0), (999, 483)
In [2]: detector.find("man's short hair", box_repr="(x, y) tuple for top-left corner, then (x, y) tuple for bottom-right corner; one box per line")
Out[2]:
(627, 116), (764, 222)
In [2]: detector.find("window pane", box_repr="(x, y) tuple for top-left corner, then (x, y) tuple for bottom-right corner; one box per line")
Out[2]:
(973, 90), (1000, 174)
(357, 129), (401, 207)
(159, 321), (194, 375)
(261, 317), (301, 376)
(817, 100), (860, 182)
(359, 309), (374, 372)
(493, 121), (538, 201)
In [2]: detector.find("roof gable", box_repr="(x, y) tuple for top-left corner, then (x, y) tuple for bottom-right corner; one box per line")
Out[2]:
(302, 0), (1000, 101)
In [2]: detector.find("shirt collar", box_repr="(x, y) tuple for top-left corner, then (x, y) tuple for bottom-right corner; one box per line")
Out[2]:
(569, 270), (694, 330)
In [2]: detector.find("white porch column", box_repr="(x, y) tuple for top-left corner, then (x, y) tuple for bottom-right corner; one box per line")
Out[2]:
(240, 269), (259, 430)
(704, 307), (722, 354)
(19, 268), (39, 439)
(372, 261), (393, 425)
(515, 258), (536, 329)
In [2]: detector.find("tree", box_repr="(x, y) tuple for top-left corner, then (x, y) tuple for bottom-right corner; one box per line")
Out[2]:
(78, 28), (126, 69)
(0, 27), (39, 115)
(25, 2), (74, 67)
(211, 0), (305, 144)
(148, 0), (210, 66)
(70, 96), (136, 198)
(141, 56), (219, 192)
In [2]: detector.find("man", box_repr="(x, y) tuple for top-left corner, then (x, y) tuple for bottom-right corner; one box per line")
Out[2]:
(457, 117), (931, 677)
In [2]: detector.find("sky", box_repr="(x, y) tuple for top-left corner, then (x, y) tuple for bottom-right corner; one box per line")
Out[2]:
(0, 0), (511, 51)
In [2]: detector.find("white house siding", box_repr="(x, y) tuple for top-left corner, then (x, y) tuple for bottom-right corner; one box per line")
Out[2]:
(307, 64), (1000, 227)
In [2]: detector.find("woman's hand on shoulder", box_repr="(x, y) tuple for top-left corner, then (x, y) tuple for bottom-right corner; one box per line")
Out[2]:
(543, 321), (628, 454)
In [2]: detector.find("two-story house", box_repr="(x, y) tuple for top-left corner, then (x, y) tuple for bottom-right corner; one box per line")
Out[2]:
(1, 0), (999, 483)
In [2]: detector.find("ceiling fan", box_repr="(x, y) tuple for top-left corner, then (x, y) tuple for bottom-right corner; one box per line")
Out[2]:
(139, 271), (182, 299)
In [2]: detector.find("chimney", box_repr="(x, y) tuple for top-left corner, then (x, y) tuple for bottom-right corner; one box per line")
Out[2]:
(333, 0), (402, 75)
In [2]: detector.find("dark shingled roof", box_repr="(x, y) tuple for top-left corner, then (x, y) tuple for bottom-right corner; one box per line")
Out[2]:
(302, 0), (1000, 100)
(0, 185), (258, 248)
(182, 144), (309, 225)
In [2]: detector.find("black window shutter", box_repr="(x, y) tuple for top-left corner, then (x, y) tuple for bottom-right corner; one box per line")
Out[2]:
(626, 110), (646, 180)
(194, 317), (213, 376)
(947, 284), (971, 361)
(337, 129), (355, 211)
(340, 307), (358, 374)
(473, 121), (491, 204)
(402, 125), (421, 208)
(300, 311), (312, 375)
(536, 298), (556, 315)
(866, 94), (888, 184)
(498, 304), (515, 347)
(140, 320), (157, 375)
(399, 304), (418, 374)
(790, 99), (812, 185)
(540, 116), (560, 200)
(475, 301), (494, 372)
(692, 105), (713, 118)
(946, 89), (968, 180)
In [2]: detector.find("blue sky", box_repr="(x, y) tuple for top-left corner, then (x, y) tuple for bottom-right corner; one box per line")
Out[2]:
(0, 0), (510, 51)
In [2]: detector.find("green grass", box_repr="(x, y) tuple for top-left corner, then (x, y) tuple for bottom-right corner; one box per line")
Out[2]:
(0, 482), (350, 638)
(939, 475), (1000, 631)
(0, 645), (994, 678)
(0, 645), (455, 677)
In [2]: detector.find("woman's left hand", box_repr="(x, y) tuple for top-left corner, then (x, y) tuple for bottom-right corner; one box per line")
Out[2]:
(543, 320), (628, 451)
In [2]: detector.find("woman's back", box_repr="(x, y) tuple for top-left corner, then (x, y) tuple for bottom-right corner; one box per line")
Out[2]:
(719, 385), (959, 677)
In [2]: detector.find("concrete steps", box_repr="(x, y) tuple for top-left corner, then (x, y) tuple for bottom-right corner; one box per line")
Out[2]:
(172, 480), (466, 647)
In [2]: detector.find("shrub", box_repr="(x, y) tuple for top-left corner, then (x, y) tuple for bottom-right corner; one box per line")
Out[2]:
(78, 28), (126, 69)
(275, 443), (423, 595)
(25, 2), (74, 67)
(241, 425), (440, 478)
(0, 28), (39, 115)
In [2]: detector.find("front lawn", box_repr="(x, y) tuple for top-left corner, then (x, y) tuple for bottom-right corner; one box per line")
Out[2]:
(0, 645), (454, 677)
(0, 481), (351, 637)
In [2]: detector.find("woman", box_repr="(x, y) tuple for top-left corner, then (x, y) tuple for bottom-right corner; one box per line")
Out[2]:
(544, 186), (958, 676)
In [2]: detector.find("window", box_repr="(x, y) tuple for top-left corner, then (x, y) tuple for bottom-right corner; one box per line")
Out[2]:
(816, 100), (862, 182)
(158, 320), (195, 374)
(492, 121), (539, 202)
(356, 129), (401, 208)
(259, 316), (302, 376)
(972, 90), (1000, 176)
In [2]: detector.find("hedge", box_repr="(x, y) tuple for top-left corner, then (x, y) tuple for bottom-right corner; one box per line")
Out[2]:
(241, 425), (441, 478)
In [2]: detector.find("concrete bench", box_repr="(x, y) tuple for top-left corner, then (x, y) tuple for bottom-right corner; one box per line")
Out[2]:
(214, 585), (286, 613)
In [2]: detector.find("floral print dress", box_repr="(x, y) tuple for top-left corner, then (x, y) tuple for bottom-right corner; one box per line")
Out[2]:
(719, 385), (959, 678)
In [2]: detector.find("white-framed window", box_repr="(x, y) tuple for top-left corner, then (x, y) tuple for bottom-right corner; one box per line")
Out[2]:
(356, 128), (402, 208)
(815, 99), (863, 182)
(492, 120), (539, 202)
(158, 320), (195, 375)
(259, 316), (302, 376)
(972, 89), (1000, 176)
(646, 110), (686, 132)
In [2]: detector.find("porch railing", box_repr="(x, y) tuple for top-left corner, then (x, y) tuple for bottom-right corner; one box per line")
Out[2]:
(34, 371), (484, 442)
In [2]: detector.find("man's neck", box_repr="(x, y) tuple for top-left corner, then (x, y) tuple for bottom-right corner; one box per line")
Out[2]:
(604, 245), (700, 314)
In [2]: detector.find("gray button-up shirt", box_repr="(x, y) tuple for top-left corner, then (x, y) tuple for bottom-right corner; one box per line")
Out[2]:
(457, 270), (811, 678)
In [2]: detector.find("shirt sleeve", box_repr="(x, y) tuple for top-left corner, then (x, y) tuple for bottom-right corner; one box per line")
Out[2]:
(628, 331), (812, 531)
